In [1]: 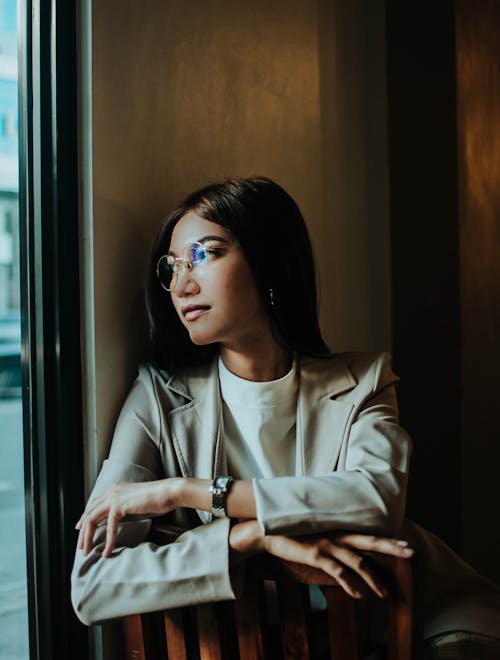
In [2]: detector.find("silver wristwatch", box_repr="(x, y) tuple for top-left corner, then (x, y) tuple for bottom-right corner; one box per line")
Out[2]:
(209, 476), (233, 518)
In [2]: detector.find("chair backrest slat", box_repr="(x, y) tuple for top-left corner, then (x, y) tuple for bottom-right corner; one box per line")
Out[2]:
(123, 613), (147, 660)
(197, 604), (223, 660)
(276, 581), (310, 659)
(324, 586), (360, 660)
(163, 610), (188, 660)
(387, 557), (416, 660)
(235, 580), (265, 660)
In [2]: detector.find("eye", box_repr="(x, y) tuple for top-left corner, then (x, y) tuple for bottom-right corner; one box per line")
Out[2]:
(202, 243), (226, 259)
(189, 243), (209, 265)
(204, 246), (223, 257)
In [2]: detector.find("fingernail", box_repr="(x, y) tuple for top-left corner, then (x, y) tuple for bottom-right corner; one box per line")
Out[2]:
(402, 548), (414, 556)
(353, 591), (362, 599)
(379, 589), (389, 598)
(396, 540), (408, 547)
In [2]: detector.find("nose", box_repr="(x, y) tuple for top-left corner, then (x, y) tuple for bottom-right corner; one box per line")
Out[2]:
(172, 263), (200, 297)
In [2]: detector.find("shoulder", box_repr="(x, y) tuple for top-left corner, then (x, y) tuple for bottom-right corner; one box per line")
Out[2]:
(339, 351), (399, 392)
(299, 351), (398, 400)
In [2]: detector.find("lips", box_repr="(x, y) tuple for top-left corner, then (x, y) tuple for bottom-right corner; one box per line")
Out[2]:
(182, 304), (210, 322)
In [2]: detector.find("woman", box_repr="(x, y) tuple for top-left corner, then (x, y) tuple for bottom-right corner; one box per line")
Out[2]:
(72, 177), (500, 657)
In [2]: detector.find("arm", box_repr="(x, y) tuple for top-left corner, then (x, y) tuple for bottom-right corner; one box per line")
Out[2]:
(252, 375), (411, 536)
(72, 513), (236, 625)
(230, 518), (413, 599)
(71, 367), (239, 625)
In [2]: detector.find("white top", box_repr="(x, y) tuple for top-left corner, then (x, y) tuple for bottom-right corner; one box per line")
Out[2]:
(218, 356), (327, 613)
(218, 356), (298, 479)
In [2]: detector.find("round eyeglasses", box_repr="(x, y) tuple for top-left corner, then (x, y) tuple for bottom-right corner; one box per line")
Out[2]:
(156, 241), (212, 292)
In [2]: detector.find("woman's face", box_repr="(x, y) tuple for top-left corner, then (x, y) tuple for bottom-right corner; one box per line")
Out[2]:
(168, 211), (271, 349)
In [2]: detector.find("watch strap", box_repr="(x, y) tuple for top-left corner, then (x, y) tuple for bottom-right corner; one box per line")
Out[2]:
(209, 476), (233, 518)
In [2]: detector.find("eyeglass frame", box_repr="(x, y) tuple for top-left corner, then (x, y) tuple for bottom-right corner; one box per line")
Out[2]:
(156, 239), (235, 292)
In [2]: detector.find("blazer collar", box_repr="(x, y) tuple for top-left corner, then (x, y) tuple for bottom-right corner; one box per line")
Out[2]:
(296, 354), (357, 399)
(164, 360), (217, 401)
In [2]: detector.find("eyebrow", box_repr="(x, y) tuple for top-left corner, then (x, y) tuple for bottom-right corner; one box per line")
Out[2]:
(168, 235), (232, 256)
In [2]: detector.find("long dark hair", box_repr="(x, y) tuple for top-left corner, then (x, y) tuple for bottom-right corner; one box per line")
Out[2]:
(146, 177), (330, 372)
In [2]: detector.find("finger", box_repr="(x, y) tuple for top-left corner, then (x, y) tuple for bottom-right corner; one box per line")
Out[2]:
(317, 556), (363, 599)
(83, 502), (110, 555)
(83, 519), (97, 556)
(103, 509), (120, 557)
(338, 534), (414, 558)
(82, 495), (105, 519)
(76, 499), (102, 536)
(77, 516), (91, 550)
(325, 544), (388, 598)
(77, 526), (84, 550)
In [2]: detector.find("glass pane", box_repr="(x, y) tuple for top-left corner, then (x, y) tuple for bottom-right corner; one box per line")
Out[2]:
(0, 0), (29, 658)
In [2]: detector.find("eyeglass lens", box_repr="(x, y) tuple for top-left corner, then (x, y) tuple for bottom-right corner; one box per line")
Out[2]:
(157, 242), (209, 291)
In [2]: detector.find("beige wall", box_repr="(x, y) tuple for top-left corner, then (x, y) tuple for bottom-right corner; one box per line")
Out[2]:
(89, 3), (389, 656)
(91, 0), (391, 468)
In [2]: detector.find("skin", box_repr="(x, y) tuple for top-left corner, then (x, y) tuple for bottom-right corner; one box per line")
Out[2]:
(76, 211), (414, 599)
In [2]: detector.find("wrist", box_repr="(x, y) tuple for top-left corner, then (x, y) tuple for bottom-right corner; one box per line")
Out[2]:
(164, 477), (184, 509)
(169, 477), (213, 512)
(229, 519), (265, 556)
(210, 476), (233, 518)
(247, 520), (265, 553)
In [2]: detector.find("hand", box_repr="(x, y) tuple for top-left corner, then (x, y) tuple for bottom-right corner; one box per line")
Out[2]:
(262, 532), (413, 599)
(75, 479), (182, 557)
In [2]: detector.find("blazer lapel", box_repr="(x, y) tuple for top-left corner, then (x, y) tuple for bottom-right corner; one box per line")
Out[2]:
(166, 360), (224, 523)
(297, 355), (357, 475)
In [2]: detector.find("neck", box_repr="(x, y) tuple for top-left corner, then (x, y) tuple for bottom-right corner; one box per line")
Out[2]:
(220, 342), (292, 382)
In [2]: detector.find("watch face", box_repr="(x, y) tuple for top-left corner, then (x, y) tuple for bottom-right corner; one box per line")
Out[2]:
(210, 476), (233, 495)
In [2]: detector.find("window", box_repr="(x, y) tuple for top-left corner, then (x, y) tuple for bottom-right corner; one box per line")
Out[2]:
(1, 1), (90, 658)
(0, 2), (28, 658)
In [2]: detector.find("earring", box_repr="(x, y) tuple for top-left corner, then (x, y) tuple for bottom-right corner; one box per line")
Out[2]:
(269, 288), (275, 307)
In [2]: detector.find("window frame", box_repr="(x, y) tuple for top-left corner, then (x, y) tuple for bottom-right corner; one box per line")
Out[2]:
(18, 1), (89, 658)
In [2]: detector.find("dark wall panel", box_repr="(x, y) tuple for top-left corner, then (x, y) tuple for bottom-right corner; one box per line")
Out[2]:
(456, 0), (500, 582)
(386, 2), (461, 547)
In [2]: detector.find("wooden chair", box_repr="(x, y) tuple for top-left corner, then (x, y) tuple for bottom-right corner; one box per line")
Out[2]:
(122, 525), (420, 660)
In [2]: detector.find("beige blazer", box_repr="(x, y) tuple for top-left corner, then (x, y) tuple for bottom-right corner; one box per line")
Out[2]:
(71, 352), (500, 639)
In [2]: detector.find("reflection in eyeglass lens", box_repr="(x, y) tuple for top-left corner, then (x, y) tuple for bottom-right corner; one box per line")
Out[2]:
(188, 242), (209, 266)
(157, 242), (210, 291)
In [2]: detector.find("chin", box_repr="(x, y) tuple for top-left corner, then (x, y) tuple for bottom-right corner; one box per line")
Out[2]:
(185, 316), (228, 346)
(187, 330), (218, 346)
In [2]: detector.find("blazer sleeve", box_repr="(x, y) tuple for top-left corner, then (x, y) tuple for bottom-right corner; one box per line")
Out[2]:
(252, 353), (411, 537)
(71, 366), (237, 625)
